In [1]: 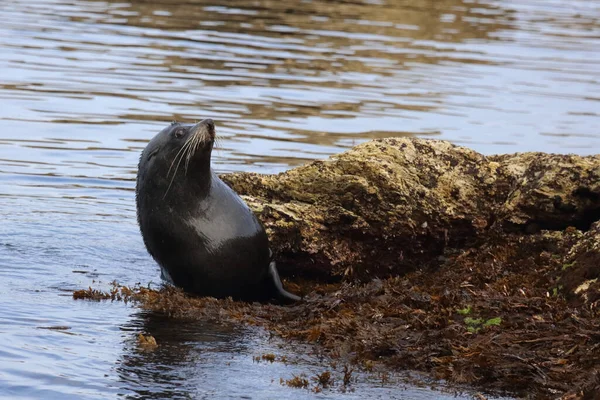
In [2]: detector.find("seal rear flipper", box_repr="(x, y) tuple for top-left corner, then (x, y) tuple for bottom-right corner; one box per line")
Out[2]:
(268, 261), (301, 304)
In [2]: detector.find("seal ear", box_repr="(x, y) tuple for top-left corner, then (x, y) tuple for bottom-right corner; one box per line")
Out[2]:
(170, 120), (178, 126)
(147, 147), (160, 161)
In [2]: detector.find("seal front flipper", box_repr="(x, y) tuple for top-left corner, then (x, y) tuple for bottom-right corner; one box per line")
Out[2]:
(268, 260), (301, 304)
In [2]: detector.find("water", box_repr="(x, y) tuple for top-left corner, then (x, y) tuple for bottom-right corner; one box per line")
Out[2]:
(0, 0), (598, 398)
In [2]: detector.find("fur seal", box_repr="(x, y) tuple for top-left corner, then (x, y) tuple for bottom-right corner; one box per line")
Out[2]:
(135, 119), (300, 303)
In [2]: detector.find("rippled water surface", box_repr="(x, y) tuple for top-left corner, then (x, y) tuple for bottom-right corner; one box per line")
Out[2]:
(0, 0), (598, 398)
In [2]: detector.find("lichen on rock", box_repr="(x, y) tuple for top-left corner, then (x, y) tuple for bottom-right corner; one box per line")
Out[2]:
(491, 152), (600, 231)
(223, 138), (600, 285)
(560, 221), (600, 305)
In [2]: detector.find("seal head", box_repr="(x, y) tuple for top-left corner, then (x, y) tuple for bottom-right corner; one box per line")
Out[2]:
(136, 119), (300, 303)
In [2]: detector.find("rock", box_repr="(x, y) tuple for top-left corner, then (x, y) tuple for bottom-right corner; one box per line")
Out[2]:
(560, 221), (600, 305)
(222, 138), (600, 282)
(490, 152), (600, 231)
(224, 138), (498, 278)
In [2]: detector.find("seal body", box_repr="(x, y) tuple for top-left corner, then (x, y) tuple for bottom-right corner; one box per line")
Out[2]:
(136, 119), (299, 302)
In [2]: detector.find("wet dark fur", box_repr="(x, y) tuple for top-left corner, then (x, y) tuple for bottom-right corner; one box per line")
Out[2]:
(136, 119), (299, 303)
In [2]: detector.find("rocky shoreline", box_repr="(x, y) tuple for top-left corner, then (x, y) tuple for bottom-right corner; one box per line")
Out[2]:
(77, 138), (600, 398)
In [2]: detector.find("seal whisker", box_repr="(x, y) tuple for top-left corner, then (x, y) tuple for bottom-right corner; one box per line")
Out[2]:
(189, 128), (210, 171)
(163, 140), (191, 194)
(166, 137), (191, 178)
(164, 136), (196, 198)
(174, 134), (196, 175)
(184, 132), (199, 174)
(185, 128), (205, 173)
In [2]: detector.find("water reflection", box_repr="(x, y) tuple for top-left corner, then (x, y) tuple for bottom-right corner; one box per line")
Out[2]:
(1, 0), (598, 183)
(0, 0), (597, 398)
(117, 313), (240, 399)
(115, 312), (483, 400)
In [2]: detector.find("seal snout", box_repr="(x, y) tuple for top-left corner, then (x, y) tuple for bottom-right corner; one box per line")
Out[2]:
(202, 118), (215, 131)
(191, 119), (215, 143)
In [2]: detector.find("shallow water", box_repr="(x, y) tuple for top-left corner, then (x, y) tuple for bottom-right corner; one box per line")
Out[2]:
(0, 0), (598, 398)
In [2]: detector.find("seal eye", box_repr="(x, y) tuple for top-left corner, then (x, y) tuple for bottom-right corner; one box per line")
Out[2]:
(174, 128), (185, 139)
